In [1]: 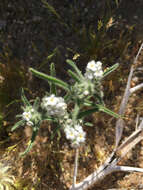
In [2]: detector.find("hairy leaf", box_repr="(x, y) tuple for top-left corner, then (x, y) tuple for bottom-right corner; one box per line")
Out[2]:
(66, 59), (84, 79)
(21, 88), (31, 106)
(30, 68), (69, 91)
(50, 63), (57, 94)
(103, 63), (119, 78)
(68, 70), (81, 82)
(20, 129), (39, 156)
(11, 120), (25, 131)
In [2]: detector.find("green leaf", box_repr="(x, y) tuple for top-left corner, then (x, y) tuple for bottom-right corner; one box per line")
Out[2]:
(72, 102), (80, 122)
(39, 48), (58, 69)
(11, 120), (25, 131)
(85, 122), (94, 127)
(78, 107), (99, 118)
(30, 68), (69, 91)
(43, 118), (54, 121)
(33, 97), (40, 110)
(20, 129), (39, 156)
(64, 92), (71, 102)
(103, 63), (119, 78)
(94, 93), (104, 105)
(83, 100), (93, 106)
(68, 70), (81, 82)
(51, 124), (62, 139)
(21, 88), (31, 106)
(66, 59), (84, 79)
(96, 104), (121, 118)
(50, 63), (57, 94)
(15, 114), (22, 118)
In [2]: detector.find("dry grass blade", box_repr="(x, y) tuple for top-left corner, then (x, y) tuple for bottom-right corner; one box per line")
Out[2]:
(0, 163), (15, 190)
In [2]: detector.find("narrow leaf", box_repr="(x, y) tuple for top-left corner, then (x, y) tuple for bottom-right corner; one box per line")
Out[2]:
(11, 120), (25, 131)
(73, 102), (80, 122)
(94, 93), (104, 105)
(39, 48), (57, 69)
(66, 59), (84, 79)
(68, 70), (81, 82)
(21, 88), (31, 106)
(97, 104), (121, 118)
(78, 107), (99, 118)
(20, 129), (38, 156)
(64, 92), (71, 101)
(33, 97), (40, 110)
(50, 63), (57, 94)
(85, 122), (94, 127)
(15, 114), (22, 118)
(30, 68), (69, 91)
(51, 125), (62, 139)
(103, 63), (119, 78)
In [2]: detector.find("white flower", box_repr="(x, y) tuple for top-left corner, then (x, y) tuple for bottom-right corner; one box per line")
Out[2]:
(46, 94), (58, 106)
(64, 122), (86, 147)
(65, 128), (78, 140)
(84, 71), (94, 80)
(85, 60), (103, 80)
(74, 124), (83, 132)
(41, 94), (67, 117)
(22, 111), (32, 121)
(96, 61), (102, 67)
(93, 70), (103, 78)
(83, 90), (89, 96)
(76, 131), (86, 143)
(87, 60), (97, 72)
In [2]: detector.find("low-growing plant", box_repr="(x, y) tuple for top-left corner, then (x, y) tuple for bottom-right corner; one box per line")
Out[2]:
(12, 59), (119, 157)
(11, 43), (143, 190)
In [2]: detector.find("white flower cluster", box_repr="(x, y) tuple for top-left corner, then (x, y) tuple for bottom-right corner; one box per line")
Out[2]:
(85, 60), (103, 80)
(64, 120), (86, 147)
(41, 94), (67, 117)
(22, 108), (34, 126)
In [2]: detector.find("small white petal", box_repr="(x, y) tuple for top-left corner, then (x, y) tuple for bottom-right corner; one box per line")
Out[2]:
(96, 61), (102, 67)
(87, 60), (97, 72)
(83, 90), (89, 96)
(22, 111), (32, 121)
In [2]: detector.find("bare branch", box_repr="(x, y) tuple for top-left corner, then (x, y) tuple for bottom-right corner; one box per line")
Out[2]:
(115, 42), (143, 147)
(138, 119), (143, 129)
(115, 66), (134, 147)
(116, 129), (143, 158)
(72, 148), (79, 188)
(118, 66), (134, 115)
(135, 114), (139, 130)
(70, 162), (117, 190)
(114, 165), (143, 173)
(130, 83), (143, 94)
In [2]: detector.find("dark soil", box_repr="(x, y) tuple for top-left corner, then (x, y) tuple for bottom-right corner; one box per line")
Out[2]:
(0, 0), (143, 190)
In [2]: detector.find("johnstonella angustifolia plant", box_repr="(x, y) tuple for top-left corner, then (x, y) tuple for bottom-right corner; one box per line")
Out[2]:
(11, 60), (119, 155)
(11, 43), (143, 190)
